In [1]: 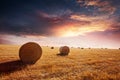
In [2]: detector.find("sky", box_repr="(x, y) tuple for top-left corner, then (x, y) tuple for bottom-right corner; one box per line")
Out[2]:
(0, 0), (120, 48)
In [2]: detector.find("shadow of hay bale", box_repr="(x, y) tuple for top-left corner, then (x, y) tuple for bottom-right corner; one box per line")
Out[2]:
(0, 60), (27, 74)
(56, 53), (68, 56)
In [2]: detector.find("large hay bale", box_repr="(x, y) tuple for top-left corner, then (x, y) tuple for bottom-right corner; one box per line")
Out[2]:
(58, 46), (70, 56)
(19, 42), (42, 64)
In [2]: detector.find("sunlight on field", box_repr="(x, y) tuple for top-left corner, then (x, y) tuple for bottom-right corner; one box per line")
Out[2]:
(0, 45), (120, 80)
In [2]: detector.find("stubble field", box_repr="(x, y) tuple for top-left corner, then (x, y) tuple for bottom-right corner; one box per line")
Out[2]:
(0, 45), (120, 80)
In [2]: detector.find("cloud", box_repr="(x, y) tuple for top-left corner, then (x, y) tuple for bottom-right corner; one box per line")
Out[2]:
(86, 29), (120, 45)
(77, 0), (117, 14)
(0, 10), (92, 37)
(0, 0), (119, 38)
(0, 35), (12, 44)
(70, 14), (109, 21)
(0, 9), (119, 38)
(0, 11), (64, 36)
(55, 23), (110, 37)
(51, 11), (120, 37)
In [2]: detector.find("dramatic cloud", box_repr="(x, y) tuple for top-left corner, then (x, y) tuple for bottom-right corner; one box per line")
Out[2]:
(77, 0), (117, 14)
(70, 14), (109, 21)
(55, 13), (118, 37)
(0, 0), (120, 48)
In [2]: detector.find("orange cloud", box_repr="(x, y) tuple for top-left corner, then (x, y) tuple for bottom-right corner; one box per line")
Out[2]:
(54, 20), (111, 37)
(70, 14), (108, 21)
(53, 13), (116, 37)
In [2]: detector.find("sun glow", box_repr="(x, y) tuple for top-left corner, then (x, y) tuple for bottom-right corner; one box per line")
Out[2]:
(54, 19), (111, 37)
(62, 31), (79, 37)
(56, 25), (109, 37)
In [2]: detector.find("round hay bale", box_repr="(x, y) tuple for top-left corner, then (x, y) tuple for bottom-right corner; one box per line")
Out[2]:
(51, 47), (54, 49)
(88, 47), (91, 49)
(81, 48), (84, 49)
(19, 42), (42, 64)
(59, 46), (70, 56)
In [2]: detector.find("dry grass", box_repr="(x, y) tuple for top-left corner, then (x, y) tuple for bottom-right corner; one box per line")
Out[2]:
(0, 45), (120, 80)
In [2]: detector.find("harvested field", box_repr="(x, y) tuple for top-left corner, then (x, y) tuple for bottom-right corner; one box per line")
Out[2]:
(0, 45), (120, 80)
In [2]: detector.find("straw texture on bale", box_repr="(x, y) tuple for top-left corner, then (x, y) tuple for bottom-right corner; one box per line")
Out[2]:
(59, 46), (70, 56)
(19, 42), (42, 64)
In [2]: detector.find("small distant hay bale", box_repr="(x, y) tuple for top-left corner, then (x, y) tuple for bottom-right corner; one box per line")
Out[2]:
(88, 47), (91, 49)
(119, 48), (120, 50)
(51, 47), (54, 49)
(19, 42), (42, 64)
(81, 48), (84, 49)
(57, 46), (70, 56)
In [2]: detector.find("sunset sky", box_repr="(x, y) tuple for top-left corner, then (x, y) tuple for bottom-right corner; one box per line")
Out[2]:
(0, 0), (120, 48)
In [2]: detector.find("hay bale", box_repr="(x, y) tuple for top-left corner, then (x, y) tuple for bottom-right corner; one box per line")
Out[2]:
(81, 48), (84, 49)
(88, 47), (91, 49)
(58, 46), (70, 56)
(19, 42), (42, 64)
(51, 47), (54, 49)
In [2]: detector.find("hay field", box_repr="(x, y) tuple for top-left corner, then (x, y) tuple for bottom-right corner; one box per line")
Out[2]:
(0, 45), (120, 80)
